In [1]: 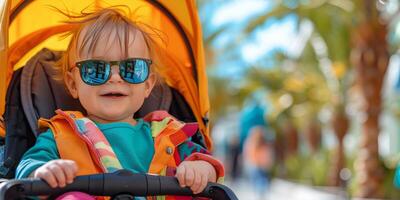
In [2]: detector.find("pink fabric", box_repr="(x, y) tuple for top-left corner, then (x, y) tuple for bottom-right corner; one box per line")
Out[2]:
(56, 192), (95, 200)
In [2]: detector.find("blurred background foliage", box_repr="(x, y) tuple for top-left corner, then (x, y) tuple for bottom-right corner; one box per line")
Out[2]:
(199, 0), (400, 198)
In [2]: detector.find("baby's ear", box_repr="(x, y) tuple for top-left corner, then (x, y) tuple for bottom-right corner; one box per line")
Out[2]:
(144, 73), (157, 98)
(65, 71), (79, 99)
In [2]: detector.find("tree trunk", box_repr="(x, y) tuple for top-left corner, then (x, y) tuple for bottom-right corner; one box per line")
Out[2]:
(305, 119), (322, 154)
(282, 121), (299, 156)
(328, 108), (349, 187)
(351, 19), (389, 198)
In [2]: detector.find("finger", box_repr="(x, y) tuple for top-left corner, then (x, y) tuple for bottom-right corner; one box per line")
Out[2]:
(38, 171), (57, 188)
(58, 162), (76, 184)
(63, 160), (78, 173)
(196, 173), (208, 194)
(65, 160), (78, 183)
(190, 171), (202, 193)
(70, 160), (79, 174)
(176, 165), (186, 187)
(48, 164), (66, 187)
(185, 167), (195, 187)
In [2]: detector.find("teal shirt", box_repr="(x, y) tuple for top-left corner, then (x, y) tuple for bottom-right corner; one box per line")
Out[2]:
(16, 119), (154, 179)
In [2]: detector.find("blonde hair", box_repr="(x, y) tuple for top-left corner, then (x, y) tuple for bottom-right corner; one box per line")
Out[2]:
(56, 6), (163, 85)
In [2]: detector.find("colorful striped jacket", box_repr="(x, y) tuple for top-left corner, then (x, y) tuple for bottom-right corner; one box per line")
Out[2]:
(38, 109), (224, 199)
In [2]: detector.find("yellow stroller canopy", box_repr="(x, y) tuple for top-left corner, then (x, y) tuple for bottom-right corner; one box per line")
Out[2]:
(0, 0), (212, 149)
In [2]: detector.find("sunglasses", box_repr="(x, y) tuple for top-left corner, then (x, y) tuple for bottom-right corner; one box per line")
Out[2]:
(75, 58), (152, 85)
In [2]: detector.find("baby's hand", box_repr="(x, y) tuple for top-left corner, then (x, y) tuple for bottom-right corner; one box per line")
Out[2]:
(32, 159), (78, 188)
(175, 160), (217, 194)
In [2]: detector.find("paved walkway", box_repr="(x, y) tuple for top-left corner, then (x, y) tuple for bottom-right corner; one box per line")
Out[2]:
(226, 178), (348, 200)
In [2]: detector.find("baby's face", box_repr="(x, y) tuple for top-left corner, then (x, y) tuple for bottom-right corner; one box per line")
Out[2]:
(65, 28), (155, 124)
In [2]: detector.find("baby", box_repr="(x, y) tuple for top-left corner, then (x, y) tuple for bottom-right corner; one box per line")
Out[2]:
(16, 7), (223, 199)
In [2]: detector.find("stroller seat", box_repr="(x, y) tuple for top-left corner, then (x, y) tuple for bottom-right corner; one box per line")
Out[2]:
(0, 1), (238, 198)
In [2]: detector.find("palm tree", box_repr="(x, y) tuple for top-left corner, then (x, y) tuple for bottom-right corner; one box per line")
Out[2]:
(245, 0), (395, 197)
(245, 1), (353, 188)
(198, 1), (236, 121)
(350, 1), (390, 197)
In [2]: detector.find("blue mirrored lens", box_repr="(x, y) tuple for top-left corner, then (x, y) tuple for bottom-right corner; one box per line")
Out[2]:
(80, 61), (110, 85)
(120, 59), (149, 84)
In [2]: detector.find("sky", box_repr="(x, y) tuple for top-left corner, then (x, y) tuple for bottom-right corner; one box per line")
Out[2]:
(200, 0), (310, 79)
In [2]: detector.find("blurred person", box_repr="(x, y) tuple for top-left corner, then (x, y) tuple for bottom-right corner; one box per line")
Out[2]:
(228, 134), (241, 180)
(243, 126), (274, 199)
(394, 163), (400, 188)
(229, 100), (266, 181)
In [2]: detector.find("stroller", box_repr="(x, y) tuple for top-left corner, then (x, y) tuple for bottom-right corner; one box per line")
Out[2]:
(0, 0), (237, 199)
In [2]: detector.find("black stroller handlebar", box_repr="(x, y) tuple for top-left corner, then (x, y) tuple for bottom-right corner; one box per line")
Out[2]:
(0, 169), (238, 200)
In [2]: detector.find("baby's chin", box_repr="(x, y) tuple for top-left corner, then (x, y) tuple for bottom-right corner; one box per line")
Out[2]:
(89, 110), (136, 124)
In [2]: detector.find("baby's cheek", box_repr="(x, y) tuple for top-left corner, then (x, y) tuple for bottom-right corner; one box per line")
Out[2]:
(78, 93), (98, 112)
(128, 96), (144, 112)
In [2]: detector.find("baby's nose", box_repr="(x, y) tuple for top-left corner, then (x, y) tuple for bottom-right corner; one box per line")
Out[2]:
(108, 65), (123, 83)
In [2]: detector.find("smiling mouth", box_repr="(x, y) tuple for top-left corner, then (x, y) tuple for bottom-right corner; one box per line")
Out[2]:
(101, 92), (127, 97)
